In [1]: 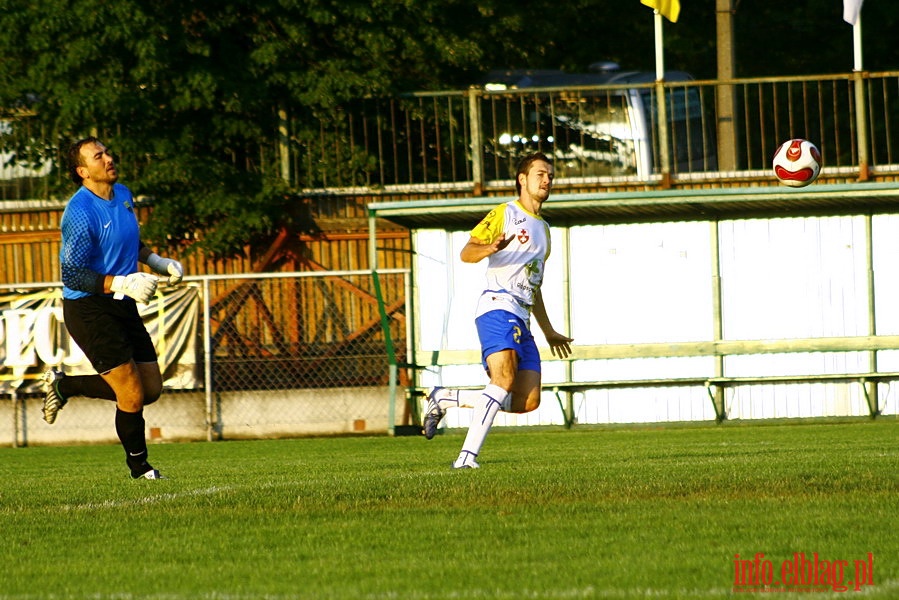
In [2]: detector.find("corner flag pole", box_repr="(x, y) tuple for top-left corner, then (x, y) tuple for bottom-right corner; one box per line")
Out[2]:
(654, 10), (665, 79)
(852, 13), (863, 71)
(653, 10), (672, 186)
(847, 6), (869, 180)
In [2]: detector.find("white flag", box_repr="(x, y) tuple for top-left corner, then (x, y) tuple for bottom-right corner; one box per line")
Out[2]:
(843, 0), (863, 25)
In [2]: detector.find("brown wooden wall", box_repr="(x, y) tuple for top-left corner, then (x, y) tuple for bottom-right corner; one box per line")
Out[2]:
(0, 197), (416, 285)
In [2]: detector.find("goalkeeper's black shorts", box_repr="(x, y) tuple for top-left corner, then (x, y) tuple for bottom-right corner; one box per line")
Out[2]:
(62, 295), (157, 374)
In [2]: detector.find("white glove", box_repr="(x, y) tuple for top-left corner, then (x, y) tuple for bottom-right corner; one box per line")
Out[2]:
(146, 253), (184, 285)
(110, 272), (158, 303)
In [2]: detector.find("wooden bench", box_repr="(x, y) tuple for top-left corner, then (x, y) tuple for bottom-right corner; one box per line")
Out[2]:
(415, 371), (899, 427)
(545, 378), (712, 427)
(705, 371), (899, 422)
(414, 377), (711, 428)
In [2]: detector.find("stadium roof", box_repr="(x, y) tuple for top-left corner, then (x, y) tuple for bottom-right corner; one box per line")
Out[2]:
(367, 181), (899, 231)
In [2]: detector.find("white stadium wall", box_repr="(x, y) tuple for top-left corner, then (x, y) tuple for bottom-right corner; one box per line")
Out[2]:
(414, 215), (899, 425)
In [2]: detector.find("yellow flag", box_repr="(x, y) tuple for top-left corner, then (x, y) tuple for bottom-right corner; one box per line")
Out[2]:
(641, 0), (680, 23)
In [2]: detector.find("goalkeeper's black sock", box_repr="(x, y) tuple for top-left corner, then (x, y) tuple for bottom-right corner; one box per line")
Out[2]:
(115, 408), (151, 476)
(58, 374), (117, 401)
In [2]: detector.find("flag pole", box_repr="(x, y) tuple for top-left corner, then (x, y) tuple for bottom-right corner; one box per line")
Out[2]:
(653, 10), (672, 186)
(654, 10), (665, 78)
(851, 13), (869, 180)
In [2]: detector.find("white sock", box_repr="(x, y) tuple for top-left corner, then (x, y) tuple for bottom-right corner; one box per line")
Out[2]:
(434, 388), (511, 410)
(433, 388), (461, 410)
(436, 388), (500, 410)
(458, 384), (509, 459)
(446, 389), (483, 409)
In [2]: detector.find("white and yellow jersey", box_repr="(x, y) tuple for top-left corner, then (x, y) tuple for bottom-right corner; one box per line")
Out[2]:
(471, 199), (551, 322)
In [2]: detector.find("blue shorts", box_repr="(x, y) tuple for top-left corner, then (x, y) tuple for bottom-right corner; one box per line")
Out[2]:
(475, 310), (541, 374)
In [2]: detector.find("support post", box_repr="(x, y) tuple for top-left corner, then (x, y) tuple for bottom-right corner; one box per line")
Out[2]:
(709, 220), (727, 422)
(715, 0), (738, 171)
(202, 278), (217, 441)
(653, 12), (672, 187)
(12, 391), (22, 448)
(468, 87), (485, 195)
(864, 215), (879, 417)
(852, 17), (870, 181)
(372, 270), (399, 435)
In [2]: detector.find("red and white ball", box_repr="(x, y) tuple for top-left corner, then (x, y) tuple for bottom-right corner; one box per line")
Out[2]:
(772, 138), (822, 188)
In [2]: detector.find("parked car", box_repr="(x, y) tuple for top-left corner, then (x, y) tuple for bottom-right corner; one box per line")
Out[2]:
(478, 63), (718, 180)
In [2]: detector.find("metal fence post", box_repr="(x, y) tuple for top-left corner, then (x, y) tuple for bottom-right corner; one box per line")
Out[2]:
(709, 219), (726, 422)
(864, 214), (879, 416)
(372, 270), (398, 435)
(202, 277), (215, 441)
(468, 87), (484, 194)
(12, 390), (20, 448)
(853, 70), (870, 181)
(656, 80), (672, 187)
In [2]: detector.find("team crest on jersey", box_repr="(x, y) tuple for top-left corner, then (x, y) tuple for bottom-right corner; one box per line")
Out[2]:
(517, 228), (529, 244)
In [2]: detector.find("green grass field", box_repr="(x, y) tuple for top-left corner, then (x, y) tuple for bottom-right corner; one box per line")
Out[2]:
(2, 419), (898, 599)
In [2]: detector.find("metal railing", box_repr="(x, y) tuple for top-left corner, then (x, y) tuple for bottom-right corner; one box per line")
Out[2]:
(4, 72), (899, 199)
(286, 71), (899, 190)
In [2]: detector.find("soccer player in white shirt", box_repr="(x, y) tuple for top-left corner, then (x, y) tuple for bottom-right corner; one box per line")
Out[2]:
(423, 152), (573, 468)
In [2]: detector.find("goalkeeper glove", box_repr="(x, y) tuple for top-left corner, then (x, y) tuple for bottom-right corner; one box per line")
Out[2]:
(110, 272), (158, 303)
(145, 253), (184, 285)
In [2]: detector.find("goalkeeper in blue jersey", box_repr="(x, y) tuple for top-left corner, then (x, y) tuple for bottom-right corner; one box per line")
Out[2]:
(41, 137), (183, 480)
(422, 152), (573, 468)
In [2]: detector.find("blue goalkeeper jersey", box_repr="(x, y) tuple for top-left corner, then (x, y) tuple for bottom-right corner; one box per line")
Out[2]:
(60, 183), (141, 300)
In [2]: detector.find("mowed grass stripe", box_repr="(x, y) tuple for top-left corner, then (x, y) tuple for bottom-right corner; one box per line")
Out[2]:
(1, 419), (897, 599)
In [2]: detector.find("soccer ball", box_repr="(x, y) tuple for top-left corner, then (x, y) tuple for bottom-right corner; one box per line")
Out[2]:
(772, 139), (821, 188)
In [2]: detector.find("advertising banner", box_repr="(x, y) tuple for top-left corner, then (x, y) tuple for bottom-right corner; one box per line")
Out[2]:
(0, 286), (200, 393)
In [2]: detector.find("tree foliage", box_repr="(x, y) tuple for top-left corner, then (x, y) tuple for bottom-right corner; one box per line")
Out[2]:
(0, 0), (497, 256)
(1, 0), (898, 257)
